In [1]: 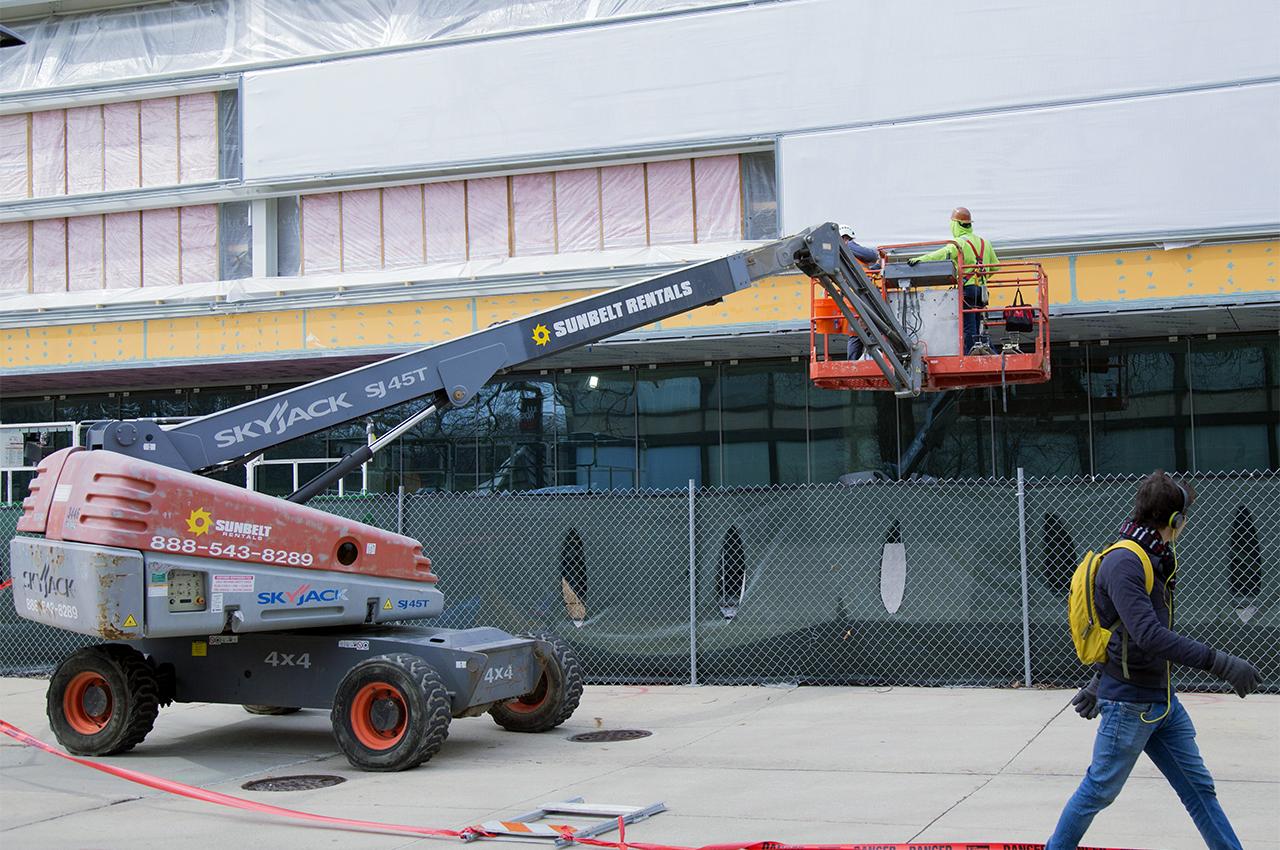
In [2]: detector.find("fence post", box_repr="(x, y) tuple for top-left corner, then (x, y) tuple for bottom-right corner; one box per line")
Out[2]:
(1017, 467), (1032, 688)
(397, 485), (405, 536)
(688, 479), (698, 686)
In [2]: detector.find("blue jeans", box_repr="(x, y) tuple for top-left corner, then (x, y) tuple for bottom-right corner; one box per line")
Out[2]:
(963, 284), (985, 351)
(1046, 696), (1242, 849)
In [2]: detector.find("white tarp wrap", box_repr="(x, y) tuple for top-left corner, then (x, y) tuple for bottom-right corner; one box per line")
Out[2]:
(0, 0), (737, 95)
(300, 193), (341, 275)
(382, 185), (425, 269)
(103, 102), (140, 193)
(31, 218), (67, 292)
(30, 110), (65, 198)
(554, 169), (600, 254)
(140, 97), (179, 188)
(424, 181), (466, 264)
(0, 240), (759, 315)
(779, 83), (1280, 246)
(646, 160), (693, 245)
(512, 173), (555, 257)
(0, 222), (28, 292)
(465, 176), (509, 260)
(141, 207), (180, 287)
(104, 212), (141, 289)
(179, 204), (219, 285)
(341, 188), (382, 272)
(240, 0), (1278, 182)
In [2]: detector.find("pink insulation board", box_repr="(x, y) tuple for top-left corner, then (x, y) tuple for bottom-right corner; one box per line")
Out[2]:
(341, 188), (382, 271)
(66, 106), (105, 195)
(512, 172), (555, 256)
(141, 207), (180, 287)
(140, 97), (179, 188)
(178, 92), (218, 184)
(382, 184), (425, 268)
(424, 181), (466, 263)
(0, 114), (28, 201)
(601, 164), (646, 249)
(67, 215), (105, 291)
(0, 221), (29, 291)
(104, 212), (142, 289)
(30, 109), (66, 198)
(646, 159), (694, 245)
(694, 155), (742, 242)
(103, 101), (141, 192)
(554, 168), (600, 253)
(301, 193), (341, 274)
(180, 204), (218, 284)
(31, 218), (67, 292)
(465, 176), (509, 260)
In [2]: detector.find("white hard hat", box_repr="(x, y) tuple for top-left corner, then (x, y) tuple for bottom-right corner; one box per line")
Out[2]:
(838, 225), (855, 240)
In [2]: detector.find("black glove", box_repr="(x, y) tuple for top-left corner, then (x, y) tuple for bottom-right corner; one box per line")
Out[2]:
(1210, 650), (1260, 698)
(907, 257), (920, 266)
(1070, 673), (1101, 719)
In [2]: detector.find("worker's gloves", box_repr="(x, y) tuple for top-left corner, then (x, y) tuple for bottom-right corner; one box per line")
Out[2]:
(1211, 650), (1260, 698)
(1071, 673), (1101, 719)
(907, 257), (921, 266)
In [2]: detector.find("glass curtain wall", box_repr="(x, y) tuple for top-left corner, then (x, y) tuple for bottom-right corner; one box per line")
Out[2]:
(2, 334), (1277, 497)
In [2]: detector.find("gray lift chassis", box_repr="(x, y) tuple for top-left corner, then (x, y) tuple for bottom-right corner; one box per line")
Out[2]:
(17, 223), (920, 771)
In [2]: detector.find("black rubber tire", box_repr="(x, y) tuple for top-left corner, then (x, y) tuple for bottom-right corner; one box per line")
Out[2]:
(489, 633), (583, 733)
(47, 644), (160, 756)
(330, 653), (451, 772)
(242, 705), (302, 716)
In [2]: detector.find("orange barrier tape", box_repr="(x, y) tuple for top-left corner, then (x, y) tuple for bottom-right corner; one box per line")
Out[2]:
(0, 578), (11, 591)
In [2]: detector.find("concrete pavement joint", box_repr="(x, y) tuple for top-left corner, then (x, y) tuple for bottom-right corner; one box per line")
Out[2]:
(906, 699), (1072, 842)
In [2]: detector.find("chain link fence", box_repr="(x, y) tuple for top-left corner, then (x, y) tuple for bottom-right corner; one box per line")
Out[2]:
(2, 470), (1276, 693)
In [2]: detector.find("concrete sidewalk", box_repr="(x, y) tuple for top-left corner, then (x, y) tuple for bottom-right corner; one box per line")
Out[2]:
(1, 676), (1276, 849)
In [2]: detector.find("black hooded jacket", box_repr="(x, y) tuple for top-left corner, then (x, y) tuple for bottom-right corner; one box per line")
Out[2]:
(1093, 522), (1217, 702)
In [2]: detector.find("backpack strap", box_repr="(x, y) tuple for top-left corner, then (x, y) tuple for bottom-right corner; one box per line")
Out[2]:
(1100, 539), (1157, 680)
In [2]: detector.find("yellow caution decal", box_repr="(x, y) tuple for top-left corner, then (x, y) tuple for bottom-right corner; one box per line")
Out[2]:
(383, 598), (393, 611)
(191, 641), (207, 657)
(122, 614), (138, 628)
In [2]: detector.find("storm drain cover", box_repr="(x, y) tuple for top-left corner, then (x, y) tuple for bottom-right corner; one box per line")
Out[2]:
(568, 729), (652, 743)
(241, 774), (346, 792)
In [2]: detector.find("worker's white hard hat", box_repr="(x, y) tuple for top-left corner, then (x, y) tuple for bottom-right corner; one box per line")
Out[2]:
(838, 225), (855, 240)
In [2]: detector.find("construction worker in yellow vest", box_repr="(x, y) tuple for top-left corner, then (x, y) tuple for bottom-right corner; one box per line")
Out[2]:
(908, 207), (1000, 355)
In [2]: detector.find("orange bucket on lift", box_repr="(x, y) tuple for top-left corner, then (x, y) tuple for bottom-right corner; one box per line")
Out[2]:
(811, 290), (844, 335)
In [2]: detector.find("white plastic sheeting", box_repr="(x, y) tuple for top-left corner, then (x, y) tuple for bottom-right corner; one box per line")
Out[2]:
(779, 83), (1280, 246)
(0, 115), (27, 201)
(0, 0), (735, 95)
(104, 211), (141, 289)
(555, 168), (600, 254)
(381, 185), (425, 269)
(240, 0), (1279, 182)
(180, 205), (219, 284)
(0, 222), (27, 291)
(66, 106), (105, 195)
(67, 215), (104, 292)
(0, 239), (758, 314)
(512, 173), (554, 257)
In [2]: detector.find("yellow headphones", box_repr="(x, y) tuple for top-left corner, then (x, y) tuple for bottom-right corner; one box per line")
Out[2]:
(1167, 475), (1189, 532)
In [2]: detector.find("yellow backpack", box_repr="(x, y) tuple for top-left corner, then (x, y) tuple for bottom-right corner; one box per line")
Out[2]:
(1068, 539), (1154, 665)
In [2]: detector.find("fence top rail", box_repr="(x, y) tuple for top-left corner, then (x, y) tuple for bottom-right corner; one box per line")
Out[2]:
(1024, 469), (1278, 487)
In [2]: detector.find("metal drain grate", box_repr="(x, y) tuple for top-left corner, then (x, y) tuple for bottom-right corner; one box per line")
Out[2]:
(568, 729), (652, 743)
(241, 774), (346, 792)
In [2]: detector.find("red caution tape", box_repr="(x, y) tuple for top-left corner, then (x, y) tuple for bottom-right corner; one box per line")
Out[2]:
(0, 578), (11, 591)
(0, 716), (1138, 850)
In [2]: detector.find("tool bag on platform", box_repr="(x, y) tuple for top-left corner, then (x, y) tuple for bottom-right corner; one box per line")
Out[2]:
(1003, 289), (1035, 333)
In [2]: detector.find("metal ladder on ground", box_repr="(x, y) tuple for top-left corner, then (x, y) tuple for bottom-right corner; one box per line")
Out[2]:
(462, 797), (666, 846)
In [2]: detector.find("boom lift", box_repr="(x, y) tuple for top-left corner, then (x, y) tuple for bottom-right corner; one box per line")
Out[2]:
(11, 223), (1044, 771)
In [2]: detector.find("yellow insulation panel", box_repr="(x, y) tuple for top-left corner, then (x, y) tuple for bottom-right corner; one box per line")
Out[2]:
(3, 241), (1275, 372)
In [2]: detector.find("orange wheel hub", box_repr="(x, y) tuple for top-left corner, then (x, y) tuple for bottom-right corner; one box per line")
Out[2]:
(63, 671), (113, 735)
(349, 682), (408, 750)
(505, 672), (550, 714)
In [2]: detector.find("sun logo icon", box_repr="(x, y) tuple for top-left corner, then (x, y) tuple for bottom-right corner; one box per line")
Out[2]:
(186, 507), (213, 536)
(531, 323), (551, 346)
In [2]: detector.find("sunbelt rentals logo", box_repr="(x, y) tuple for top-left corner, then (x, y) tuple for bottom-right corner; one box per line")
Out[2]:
(184, 507), (274, 540)
(186, 507), (213, 536)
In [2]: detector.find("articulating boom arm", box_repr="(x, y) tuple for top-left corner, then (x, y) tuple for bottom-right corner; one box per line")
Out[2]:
(88, 223), (921, 474)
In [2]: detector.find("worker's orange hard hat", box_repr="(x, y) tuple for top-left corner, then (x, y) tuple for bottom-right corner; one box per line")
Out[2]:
(951, 207), (972, 225)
